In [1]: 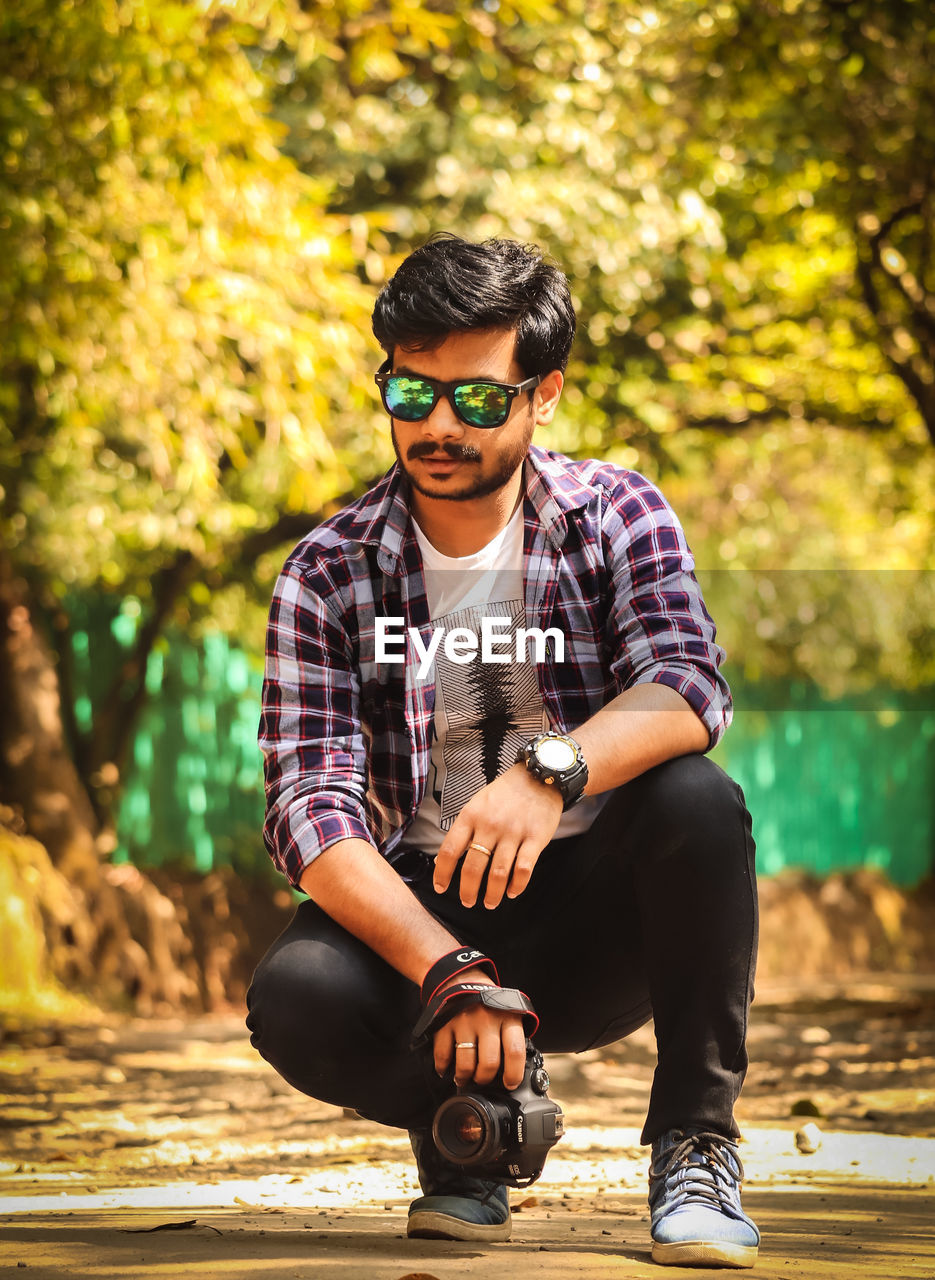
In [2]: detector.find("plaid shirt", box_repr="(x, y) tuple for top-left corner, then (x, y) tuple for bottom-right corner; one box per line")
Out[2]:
(260, 445), (731, 888)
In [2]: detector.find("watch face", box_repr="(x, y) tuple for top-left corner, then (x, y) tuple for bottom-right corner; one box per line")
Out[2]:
(536, 737), (577, 771)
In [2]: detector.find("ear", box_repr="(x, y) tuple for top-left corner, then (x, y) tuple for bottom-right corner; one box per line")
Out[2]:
(534, 370), (564, 425)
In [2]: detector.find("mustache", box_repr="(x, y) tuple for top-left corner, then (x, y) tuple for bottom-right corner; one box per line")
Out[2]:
(407, 441), (482, 463)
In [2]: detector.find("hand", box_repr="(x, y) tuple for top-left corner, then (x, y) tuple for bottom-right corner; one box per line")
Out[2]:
(433, 763), (564, 909)
(432, 971), (527, 1091)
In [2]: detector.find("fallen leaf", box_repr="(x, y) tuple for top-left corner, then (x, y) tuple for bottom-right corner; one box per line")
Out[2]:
(794, 1122), (822, 1154)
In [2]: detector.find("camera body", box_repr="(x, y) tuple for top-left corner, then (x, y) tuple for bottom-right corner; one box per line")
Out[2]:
(431, 1044), (564, 1187)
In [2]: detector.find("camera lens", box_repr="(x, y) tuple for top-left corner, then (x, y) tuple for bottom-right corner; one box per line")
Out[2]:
(455, 1112), (484, 1146)
(433, 1097), (501, 1165)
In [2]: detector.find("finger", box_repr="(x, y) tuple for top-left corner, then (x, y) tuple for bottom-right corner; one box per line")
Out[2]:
(500, 1018), (528, 1092)
(434, 1026), (456, 1078)
(482, 842), (518, 910)
(506, 840), (542, 900)
(452, 1037), (478, 1087)
(433, 816), (473, 893)
(457, 840), (496, 908)
(432, 846), (460, 895)
(474, 1025), (505, 1087)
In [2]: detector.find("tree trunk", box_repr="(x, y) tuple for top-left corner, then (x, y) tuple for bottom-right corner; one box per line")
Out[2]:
(0, 547), (101, 885)
(0, 546), (198, 1013)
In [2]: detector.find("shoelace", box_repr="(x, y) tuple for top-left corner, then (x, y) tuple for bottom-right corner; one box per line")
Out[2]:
(649, 1130), (745, 1216)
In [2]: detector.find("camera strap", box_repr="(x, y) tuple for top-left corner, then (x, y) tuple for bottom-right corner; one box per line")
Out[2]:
(411, 981), (539, 1047)
(420, 947), (500, 1007)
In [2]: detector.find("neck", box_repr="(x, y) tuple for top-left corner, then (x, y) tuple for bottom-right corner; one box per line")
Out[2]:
(410, 472), (523, 557)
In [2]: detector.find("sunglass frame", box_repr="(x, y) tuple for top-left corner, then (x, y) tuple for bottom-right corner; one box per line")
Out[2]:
(375, 361), (543, 429)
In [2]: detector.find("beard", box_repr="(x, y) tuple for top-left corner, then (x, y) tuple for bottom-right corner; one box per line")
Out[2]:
(391, 410), (535, 503)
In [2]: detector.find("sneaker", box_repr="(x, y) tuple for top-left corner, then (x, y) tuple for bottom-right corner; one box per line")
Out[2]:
(648, 1127), (760, 1268)
(406, 1129), (511, 1242)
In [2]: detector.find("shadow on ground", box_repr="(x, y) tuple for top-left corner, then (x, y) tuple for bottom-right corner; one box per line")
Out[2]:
(2, 976), (935, 1277)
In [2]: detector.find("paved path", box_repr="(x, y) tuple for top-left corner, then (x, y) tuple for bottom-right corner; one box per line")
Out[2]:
(3, 1184), (934, 1279)
(2, 977), (934, 1277)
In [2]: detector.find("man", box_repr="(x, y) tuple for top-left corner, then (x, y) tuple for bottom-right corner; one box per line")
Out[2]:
(247, 236), (760, 1268)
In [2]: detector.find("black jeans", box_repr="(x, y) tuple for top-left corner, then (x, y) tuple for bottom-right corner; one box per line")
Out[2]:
(246, 755), (758, 1144)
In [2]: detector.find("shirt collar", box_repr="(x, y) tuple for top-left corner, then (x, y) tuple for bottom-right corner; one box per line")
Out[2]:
(522, 444), (597, 549)
(346, 444), (596, 571)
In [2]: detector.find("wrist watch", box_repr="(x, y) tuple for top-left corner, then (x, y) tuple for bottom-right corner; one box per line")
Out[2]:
(516, 731), (589, 810)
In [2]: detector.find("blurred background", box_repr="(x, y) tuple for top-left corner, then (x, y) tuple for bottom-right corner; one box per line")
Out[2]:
(1, 0), (933, 1022)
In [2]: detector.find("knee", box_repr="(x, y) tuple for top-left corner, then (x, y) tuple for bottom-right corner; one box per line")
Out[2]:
(246, 935), (415, 1072)
(248, 940), (359, 1053)
(630, 755), (750, 852)
(246, 943), (324, 1061)
(648, 754), (742, 819)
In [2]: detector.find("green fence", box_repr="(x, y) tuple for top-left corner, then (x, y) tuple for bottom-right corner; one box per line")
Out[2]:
(118, 632), (266, 876)
(66, 598), (935, 885)
(711, 691), (935, 885)
(68, 598), (266, 877)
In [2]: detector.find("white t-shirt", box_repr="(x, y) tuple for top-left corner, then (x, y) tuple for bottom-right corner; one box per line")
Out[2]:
(400, 504), (607, 852)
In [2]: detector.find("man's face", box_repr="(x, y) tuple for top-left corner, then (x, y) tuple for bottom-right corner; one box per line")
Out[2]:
(388, 328), (542, 504)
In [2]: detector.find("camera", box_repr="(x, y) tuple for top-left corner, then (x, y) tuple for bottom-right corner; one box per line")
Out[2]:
(431, 1043), (564, 1187)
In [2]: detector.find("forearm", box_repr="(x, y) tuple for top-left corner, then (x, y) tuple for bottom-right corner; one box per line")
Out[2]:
(574, 682), (709, 796)
(297, 837), (466, 987)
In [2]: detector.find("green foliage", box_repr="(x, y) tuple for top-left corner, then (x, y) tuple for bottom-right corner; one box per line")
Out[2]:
(263, 0), (935, 682)
(265, 0), (935, 450)
(0, 0), (389, 607)
(1, 0), (933, 811)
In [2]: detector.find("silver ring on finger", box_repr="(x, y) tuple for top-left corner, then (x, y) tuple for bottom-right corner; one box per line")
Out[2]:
(455, 1041), (477, 1050)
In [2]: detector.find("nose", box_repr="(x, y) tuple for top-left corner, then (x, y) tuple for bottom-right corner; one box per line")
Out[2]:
(419, 394), (465, 442)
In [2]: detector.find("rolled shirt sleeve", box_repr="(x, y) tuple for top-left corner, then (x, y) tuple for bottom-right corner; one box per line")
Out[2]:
(604, 474), (732, 747)
(259, 556), (373, 889)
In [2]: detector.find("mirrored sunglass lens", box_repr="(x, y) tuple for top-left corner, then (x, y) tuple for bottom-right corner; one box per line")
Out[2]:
(453, 383), (509, 426)
(385, 376), (436, 419)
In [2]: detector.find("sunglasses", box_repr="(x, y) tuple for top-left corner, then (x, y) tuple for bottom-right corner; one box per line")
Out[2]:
(375, 360), (543, 429)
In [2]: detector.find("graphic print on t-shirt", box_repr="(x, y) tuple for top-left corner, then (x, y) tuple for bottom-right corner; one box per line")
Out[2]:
(430, 598), (546, 829)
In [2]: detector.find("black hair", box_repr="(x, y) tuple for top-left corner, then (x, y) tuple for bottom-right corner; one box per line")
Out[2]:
(371, 235), (576, 377)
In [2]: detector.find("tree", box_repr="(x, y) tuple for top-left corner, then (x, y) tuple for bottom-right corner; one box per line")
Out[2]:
(0, 0), (385, 823)
(2, 0), (934, 1012)
(0, 0), (389, 1004)
(657, 0), (935, 447)
(264, 0), (935, 447)
(264, 0), (935, 680)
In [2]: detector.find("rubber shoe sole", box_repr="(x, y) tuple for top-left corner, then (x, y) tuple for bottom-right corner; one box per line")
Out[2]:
(407, 1208), (512, 1242)
(652, 1238), (758, 1268)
